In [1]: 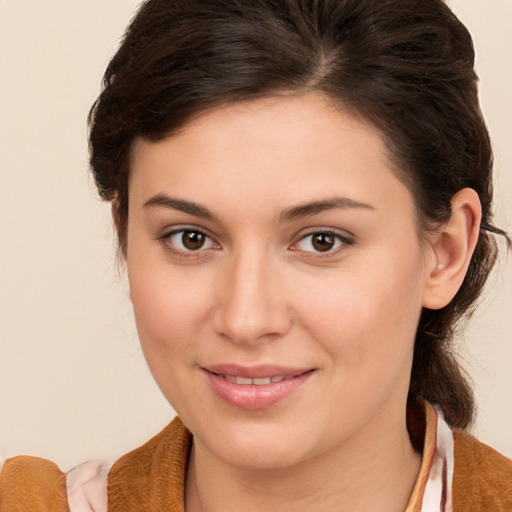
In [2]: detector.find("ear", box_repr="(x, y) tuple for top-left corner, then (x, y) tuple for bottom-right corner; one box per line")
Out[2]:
(422, 188), (482, 310)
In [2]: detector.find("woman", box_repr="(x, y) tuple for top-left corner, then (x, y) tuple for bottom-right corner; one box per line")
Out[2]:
(1, 0), (511, 511)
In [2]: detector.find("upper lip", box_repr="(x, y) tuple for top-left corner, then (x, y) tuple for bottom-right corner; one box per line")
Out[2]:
(203, 364), (312, 379)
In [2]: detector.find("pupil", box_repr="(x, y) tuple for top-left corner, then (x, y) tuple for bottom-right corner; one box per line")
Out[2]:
(182, 231), (205, 250)
(312, 233), (334, 252)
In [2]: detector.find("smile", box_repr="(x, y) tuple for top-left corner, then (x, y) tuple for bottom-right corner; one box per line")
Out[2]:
(203, 366), (314, 410)
(216, 374), (299, 385)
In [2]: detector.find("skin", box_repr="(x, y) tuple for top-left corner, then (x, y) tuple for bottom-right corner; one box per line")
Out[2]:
(125, 93), (481, 512)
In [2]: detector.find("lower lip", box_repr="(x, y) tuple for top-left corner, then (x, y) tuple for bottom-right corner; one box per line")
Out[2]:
(205, 370), (313, 411)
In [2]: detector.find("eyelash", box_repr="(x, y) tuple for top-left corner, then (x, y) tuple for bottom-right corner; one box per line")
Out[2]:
(291, 230), (353, 257)
(157, 228), (353, 259)
(157, 227), (219, 259)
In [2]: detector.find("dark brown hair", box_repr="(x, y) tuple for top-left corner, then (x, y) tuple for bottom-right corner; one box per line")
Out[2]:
(89, 0), (507, 428)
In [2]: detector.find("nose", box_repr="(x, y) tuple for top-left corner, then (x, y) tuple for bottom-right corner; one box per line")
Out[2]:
(212, 249), (292, 345)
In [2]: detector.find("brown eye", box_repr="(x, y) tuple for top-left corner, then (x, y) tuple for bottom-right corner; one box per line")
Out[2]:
(182, 230), (205, 250)
(312, 233), (335, 252)
(294, 231), (348, 254)
(166, 229), (216, 253)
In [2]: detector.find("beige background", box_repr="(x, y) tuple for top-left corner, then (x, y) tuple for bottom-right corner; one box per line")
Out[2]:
(0, 1), (511, 469)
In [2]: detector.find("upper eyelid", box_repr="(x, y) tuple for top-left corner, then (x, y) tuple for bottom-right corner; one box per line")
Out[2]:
(159, 225), (215, 240)
(156, 225), (353, 250)
(290, 229), (354, 255)
(157, 228), (221, 260)
(293, 226), (354, 242)
(158, 226), (220, 250)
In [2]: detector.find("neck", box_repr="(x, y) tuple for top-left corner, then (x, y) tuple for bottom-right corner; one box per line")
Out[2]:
(185, 407), (422, 512)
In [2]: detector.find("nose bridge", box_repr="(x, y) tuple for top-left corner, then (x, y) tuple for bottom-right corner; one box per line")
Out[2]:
(213, 243), (290, 344)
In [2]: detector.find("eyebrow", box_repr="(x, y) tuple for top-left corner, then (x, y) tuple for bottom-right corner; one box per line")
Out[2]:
(143, 193), (375, 223)
(279, 197), (375, 223)
(143, 194), (219, 221)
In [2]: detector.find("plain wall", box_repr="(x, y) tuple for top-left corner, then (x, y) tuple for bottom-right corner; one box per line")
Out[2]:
(1, 0), (511, 469)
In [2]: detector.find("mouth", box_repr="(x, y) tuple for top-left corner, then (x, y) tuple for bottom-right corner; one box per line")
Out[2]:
(202, 365), (314, 410)
(208, 372), (306, 386)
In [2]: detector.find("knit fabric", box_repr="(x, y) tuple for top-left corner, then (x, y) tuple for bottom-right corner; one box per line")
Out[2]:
(1, 404), (511, 511)
(0, 456), (69, 512)
(452, 430), (512, 511)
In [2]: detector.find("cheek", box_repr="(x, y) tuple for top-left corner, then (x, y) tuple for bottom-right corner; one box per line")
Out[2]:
(127, 264), (217, 412)
(295, 256), (424, 373)
(128, 263), (212, 360)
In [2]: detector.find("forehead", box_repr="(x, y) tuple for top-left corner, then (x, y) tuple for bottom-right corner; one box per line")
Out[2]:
(128, 93), (414, 221)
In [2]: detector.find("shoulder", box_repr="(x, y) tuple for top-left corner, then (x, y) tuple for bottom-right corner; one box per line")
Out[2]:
(108, 416), (191, 511)
(452, 430), (512, 511)
(0, 455), (68, 512)
(0, 417), (189, 512)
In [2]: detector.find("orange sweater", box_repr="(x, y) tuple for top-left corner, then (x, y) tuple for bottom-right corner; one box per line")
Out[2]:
(1, 413), (511, 511)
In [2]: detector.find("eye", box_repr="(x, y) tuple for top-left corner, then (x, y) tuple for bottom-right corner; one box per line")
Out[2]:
(293, 231), (349, 254)
(164, 229), (218, 253)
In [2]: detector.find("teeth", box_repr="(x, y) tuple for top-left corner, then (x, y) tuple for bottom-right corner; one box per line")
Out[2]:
(252, 377), (271, 385)
(222, 375), (287, 385)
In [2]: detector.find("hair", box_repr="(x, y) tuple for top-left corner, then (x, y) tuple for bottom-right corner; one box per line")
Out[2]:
(88, 0), (508, 429)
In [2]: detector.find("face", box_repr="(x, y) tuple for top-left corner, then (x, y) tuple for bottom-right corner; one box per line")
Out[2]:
(126, 93), (432, 470)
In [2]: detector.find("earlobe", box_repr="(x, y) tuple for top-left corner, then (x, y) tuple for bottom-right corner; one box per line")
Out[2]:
(422, 188), (482, 310)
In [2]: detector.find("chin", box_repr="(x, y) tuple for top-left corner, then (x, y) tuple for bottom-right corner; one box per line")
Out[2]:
(214, 438), (310, 470)
(190, 413), (325, 471)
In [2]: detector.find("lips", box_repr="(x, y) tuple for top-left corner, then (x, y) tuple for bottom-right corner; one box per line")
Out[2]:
(204, 364), (310, 380)
(203, 364), (314, 410)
